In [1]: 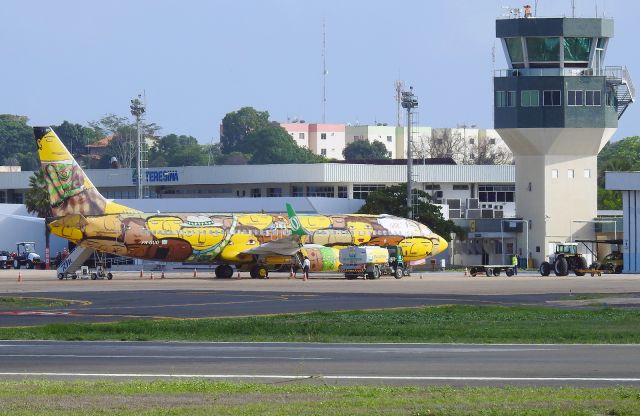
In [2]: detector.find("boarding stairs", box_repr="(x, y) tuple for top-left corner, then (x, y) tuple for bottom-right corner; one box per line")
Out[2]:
(56, 246), (93, 278)
(605, 66), (635, 119)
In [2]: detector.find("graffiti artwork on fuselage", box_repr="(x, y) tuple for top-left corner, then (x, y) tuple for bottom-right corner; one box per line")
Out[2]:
(51, 211), (435, 265)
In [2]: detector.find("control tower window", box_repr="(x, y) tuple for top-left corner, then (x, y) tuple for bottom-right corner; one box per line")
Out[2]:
(505, 37), (524, 64)
(585, 90), (602, 106)
(567, 90), (584, 106)
(526, 37), (560, 62)
(543, 90), (561, 106)
(521, 90), (539, 107)
(564, 37), (592, 62)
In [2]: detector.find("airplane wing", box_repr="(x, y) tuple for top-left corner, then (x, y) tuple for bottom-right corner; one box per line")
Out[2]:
(240, 203), (325, 256)
(240, 236), (324, 256)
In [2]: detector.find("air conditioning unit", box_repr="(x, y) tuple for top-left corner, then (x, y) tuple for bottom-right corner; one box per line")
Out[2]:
(449, 209), (461, 219)
(481, 209), (494, 219)
(467, 198), (479, 210)
(447, 199), (461, 209)
(494, 210), (504, 218)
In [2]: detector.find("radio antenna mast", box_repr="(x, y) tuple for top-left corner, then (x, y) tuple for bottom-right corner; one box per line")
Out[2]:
(322, 20), (327, 123)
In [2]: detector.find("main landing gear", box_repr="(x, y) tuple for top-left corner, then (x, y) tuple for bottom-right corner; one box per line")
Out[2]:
(250, 265), (269, 279)
(214, 264), (234, 279)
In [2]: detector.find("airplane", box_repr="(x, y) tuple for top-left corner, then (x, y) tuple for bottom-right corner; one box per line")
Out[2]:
(33, 126), (448, 279)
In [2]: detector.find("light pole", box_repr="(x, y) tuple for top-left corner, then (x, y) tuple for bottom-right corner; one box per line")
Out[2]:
(401, 87), (418, 219)
(130, 95), (146, 199)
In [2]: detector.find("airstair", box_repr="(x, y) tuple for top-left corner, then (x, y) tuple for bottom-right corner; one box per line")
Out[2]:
(56, 246), (93, 279)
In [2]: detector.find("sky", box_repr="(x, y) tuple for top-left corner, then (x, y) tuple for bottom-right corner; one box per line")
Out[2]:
(1, 0), (638, 143)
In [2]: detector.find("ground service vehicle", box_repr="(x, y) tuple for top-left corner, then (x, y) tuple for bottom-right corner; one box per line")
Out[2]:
(600, 251), (623, 274)
(468, 264), (515, 277)
(33, 127), (448, 279)
(0, 251), (10, 269)
(12, 242), (41, 269)
(539, 243), (587, 276)
(339, 245), (405, 279)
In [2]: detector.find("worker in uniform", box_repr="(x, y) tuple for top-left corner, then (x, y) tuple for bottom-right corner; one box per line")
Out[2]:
(511, 254), (518, 276)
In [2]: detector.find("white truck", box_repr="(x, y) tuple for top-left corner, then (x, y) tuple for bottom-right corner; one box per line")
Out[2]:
(338, 245), (405, 280)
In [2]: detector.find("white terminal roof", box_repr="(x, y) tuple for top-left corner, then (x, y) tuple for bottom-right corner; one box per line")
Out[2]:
(0, 163), (515, 189)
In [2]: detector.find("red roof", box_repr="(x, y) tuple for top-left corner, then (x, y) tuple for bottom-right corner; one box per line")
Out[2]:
(86, 135), (115, 148)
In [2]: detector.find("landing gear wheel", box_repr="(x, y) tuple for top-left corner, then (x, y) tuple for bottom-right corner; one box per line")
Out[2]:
(539, 261), (551, 276)
(215, 264), (234, 279)
(394, 267), (403, 279)
(250, 265), (269, 279)
(554, 257), (568, 276)
(492, 268), (501, 276)
(574, 257), (588, 276)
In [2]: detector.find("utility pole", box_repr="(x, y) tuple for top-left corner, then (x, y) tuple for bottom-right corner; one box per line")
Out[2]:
(401, 87), (418, 219)
(130, 95), (146, 199)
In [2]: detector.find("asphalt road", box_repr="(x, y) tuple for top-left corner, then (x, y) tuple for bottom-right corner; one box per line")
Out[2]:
(0, 289), (575, 326)
(1, 341), (639, 387)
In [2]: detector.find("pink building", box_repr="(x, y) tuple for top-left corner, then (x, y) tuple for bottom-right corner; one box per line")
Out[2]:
(280, 122), (346, 160)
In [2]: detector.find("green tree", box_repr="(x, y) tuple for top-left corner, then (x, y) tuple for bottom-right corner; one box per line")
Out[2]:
(89, 114), (161, 169)
(597, 136), (640, 209)
(52, 121), (100, 159)
(220, 107), (270, 154)
(0, 114), (37, 170)
(342, 140), (390, 161)
(357, 184), (464, 241)
(149, 134), (208, 167)
(218, 151), (249, 165)
(24, 170), (53, 268)
(238, 125), (325, 164)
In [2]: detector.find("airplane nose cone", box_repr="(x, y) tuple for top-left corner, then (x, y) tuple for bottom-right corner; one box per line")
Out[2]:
(438, 236), (449, 254)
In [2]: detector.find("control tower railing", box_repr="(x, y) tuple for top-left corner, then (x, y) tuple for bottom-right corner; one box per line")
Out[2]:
(605, 66), (635, 119)
(494, 66), (634, 83)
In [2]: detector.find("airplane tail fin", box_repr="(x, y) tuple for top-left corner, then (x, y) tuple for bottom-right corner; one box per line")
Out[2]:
(286, 203), (309, 236)
(33, 127), (138, 217)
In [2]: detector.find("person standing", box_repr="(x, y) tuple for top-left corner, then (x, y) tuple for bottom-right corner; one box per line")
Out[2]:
(303, 256), (310, 281)
(511, 254), (518, 276)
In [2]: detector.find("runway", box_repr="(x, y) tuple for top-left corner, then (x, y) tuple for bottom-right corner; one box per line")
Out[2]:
(1, 341), (639, 387)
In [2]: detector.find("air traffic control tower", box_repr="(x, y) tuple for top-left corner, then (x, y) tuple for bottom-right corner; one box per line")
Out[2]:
(494, 12), (634, 265)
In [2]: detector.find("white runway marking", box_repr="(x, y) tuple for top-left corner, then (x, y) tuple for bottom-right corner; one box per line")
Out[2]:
(0, 372), (639, 382)
(0, 354), (328, 360)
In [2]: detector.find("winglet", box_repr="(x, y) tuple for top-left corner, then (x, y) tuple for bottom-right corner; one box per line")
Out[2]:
(286, 203), (308, 236)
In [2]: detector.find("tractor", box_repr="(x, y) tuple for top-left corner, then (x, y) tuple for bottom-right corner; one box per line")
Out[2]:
(12, 242), (41, 269)
(539, 243), (587, 276)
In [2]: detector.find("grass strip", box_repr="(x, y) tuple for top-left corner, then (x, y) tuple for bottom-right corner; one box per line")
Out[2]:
(0, 296), (74, 309)
(0, 379), (639, 415)
(1, 305), (640, 343)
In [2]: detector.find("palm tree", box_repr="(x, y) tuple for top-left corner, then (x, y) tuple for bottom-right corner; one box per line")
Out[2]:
(24, 169), (53, 269)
